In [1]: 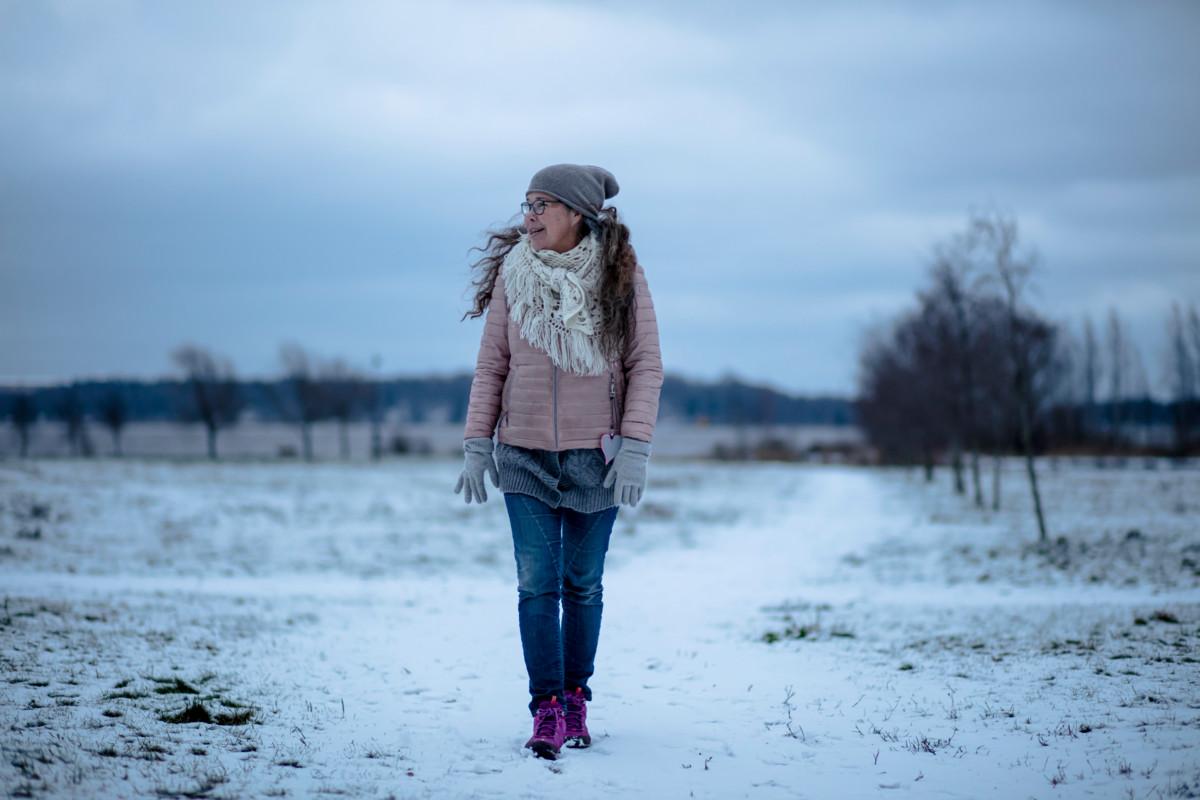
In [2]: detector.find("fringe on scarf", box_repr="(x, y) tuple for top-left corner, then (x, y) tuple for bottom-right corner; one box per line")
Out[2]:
(502, 234), (611, 376)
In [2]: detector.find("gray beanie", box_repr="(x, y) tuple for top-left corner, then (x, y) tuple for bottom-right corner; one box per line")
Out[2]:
(527, 164), (620, 222)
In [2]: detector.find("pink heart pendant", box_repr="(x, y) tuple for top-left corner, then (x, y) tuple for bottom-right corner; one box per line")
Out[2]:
(600, 433), (622, 464)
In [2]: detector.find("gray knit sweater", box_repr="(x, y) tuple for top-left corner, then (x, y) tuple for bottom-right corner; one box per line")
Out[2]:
(495, 442), (616, 513)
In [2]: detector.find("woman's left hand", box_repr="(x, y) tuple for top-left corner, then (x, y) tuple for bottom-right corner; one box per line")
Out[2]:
(602, 437), (652, 507)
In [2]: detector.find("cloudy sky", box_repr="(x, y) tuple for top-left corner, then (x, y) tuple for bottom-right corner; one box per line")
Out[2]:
(2, 1), (1197, 395)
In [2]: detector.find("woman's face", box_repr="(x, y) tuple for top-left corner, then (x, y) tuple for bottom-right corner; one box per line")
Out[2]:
(524, 191), (584, 253)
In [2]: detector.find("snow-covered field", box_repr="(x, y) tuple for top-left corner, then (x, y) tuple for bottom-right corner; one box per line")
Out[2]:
(2, 457), (1198, 799)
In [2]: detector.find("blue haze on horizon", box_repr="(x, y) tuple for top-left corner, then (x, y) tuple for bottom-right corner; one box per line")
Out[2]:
(1, 1), (1198, 397)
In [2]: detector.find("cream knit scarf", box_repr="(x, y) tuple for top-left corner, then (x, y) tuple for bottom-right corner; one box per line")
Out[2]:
(501, 232), (610, 376)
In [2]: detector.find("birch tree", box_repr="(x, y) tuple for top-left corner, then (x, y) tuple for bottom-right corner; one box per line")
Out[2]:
(971, 211), (1053, 544)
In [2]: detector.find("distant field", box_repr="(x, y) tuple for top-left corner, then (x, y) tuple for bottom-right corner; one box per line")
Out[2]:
(0, 420), (862, 460)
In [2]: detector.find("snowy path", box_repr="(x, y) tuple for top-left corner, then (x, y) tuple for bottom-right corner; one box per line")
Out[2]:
(3, 461), (1198, 798)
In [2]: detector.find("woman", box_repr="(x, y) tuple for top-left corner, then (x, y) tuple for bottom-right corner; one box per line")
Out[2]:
(455, 163), (663, 760)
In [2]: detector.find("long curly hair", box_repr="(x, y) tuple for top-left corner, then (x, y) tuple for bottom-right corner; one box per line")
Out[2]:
(461, 206), (638, 363)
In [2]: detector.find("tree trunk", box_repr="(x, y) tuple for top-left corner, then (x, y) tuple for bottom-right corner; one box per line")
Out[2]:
(301, 423), (313, 462)
(991, 453), (1002, 511)
(206, 424), (218, 460)
(970, 449), (983, 508)
(370, 415), (382, 461)
(339, 419), (350, 460)
(951, 442), (965, 495)
(112, 430), (123, 458)
(1018, 398), (1048, 542)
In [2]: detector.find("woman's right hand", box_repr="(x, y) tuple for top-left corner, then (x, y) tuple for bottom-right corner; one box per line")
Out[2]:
(454, 437), (500, 503)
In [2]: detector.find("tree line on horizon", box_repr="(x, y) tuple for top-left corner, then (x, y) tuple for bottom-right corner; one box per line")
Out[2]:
(856, 208), (1200, 545)
(0, 352), (854, 461)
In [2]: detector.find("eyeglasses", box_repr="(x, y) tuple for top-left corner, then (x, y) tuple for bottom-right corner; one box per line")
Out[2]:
(520, 199), (563, 216)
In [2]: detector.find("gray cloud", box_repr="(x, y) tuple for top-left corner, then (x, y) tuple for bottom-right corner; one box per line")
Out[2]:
(2, 0), (1197, 393)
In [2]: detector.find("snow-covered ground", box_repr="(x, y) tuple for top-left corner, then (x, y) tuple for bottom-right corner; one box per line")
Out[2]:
(2, 457), (1198, 799)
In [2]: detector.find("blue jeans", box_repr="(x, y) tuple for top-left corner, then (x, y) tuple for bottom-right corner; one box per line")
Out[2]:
(504, 492), (619, 716)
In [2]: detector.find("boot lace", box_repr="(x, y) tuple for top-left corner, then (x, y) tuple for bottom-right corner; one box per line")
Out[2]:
(534, 700), (560, 738)
(564, 691), (585, 729)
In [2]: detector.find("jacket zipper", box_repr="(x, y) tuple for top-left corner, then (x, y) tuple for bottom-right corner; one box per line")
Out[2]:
(500, 376), (512, 428)
(609, 372), (617, 435)
(552, 364), (559, 448)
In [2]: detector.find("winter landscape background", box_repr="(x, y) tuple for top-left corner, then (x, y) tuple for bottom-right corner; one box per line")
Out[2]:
(4, 1), (1200, 797)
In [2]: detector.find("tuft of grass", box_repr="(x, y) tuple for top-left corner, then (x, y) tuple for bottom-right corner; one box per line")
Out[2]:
(113, 678), (132, 689)
(763, 620), (818, 643)
(138, 741), (171, 761)
(898, 662), (915, 671)
(153, 678), (200, 695)
(276, 759), (303, 768)
(96, 746), (119, 758)
(161, 700), (255, 726)
(1151, 609), (1180, 624)
(214, 708), (255, 725)
(903, 730), (956, 755)
(105, 690), (148, 701)
(25, 501), (51, 520)
(102, 709), (122, 718)
(154, 771), (228, 799)
(161, 701), (213, 724)
(980, 703), (1016, 720)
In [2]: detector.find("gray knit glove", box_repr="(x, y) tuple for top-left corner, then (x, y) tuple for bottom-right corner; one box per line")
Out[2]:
(602, 437), (652, 507)
(453, 437), (499, 504)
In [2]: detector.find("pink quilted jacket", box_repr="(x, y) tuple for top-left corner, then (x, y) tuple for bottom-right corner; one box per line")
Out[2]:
(463, 261), (663, 450)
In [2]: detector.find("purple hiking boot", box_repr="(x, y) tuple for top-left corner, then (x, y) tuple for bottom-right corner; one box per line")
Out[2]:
(563, 687), (591, 748)
(525, 696), (566, 760)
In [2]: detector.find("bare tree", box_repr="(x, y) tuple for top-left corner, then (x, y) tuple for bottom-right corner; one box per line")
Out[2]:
(1166, 303), (1197, 452)
(369, 354), (384, 461)
(99, 389), (128, 457)
(969, 296), (1014, 510)
(1189, 305), (1200, 375)
(1049, 323), (1083, 446)
(856, 313), (950, 477)
(1126, 337), (1152, 446)
(1106, 308), (1127, 449)
(278, 343), (327, 461)
(7, 393), (37, 457)
(923, 241), (986, 506)
(1081, 315), (1099, 441)
(320, 358), (368, 460)
(53, 383), (93, 457)
(171, 344), (242, 460)
(971, 211), (1051, 544)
